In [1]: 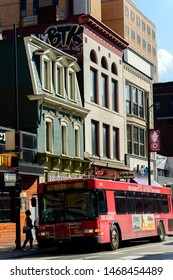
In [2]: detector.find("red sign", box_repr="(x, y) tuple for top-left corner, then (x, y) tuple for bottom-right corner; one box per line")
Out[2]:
(149, 130), (161, 152)
(93, 167), (134, 179)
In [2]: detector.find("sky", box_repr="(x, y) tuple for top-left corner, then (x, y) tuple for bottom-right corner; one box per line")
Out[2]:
(137, 0), (173, 82)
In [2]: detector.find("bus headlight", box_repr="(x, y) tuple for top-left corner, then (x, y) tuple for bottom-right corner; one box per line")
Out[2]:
(84, 229), (94, 234)
(39, 232), (49, 236)
(84, 229), (100, 234)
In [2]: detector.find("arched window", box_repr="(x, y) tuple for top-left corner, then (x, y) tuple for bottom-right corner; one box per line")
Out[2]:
(60, 117), (69, 155)
(73, 121), (81, 158)
(44, 114), (54, 153)
(90, 50), (98, 64)
(101, 56), (108, 70)
(111, 62), (118, 75)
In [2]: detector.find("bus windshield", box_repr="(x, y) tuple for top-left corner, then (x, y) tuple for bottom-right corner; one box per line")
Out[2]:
(39, 189), (98, 223)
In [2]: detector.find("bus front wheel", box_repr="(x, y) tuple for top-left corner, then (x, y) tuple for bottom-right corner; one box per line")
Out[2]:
(110, 225), (120, 250)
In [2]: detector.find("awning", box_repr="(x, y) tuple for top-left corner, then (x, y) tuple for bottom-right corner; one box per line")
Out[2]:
(157, 176), (173, 186)
(131, 177), (162, 186)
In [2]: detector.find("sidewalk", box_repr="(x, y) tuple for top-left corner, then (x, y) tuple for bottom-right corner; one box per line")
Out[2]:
(0, 240), (47, 259)
(0, 244), (40, 260)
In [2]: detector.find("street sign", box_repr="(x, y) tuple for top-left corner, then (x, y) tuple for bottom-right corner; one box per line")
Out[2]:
(4, 172), (16, 186)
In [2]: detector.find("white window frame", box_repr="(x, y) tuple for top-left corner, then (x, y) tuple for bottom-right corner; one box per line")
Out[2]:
(73, 122), (81, 158)
(45, 116), (54, 153)
(41, 55), (52, 92)
(60, 117), (69, 155)
(66, 68), (76, 101)
(54, 62), (64, 97)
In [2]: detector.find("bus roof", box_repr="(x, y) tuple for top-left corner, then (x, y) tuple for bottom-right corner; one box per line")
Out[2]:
(38, 178), (171, 195)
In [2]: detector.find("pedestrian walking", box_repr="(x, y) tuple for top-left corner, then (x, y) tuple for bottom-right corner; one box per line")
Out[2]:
(22, 209), (35, 251)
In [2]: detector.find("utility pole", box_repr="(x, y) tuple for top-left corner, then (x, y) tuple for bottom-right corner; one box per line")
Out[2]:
(13, 24), (21, 250)
(147, 100), (153, 186)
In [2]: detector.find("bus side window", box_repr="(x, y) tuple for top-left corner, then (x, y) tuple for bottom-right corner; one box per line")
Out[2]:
(155, 194), (162, 213)
(126, 191), (135, 214)
(98, 190), (107, 214)
(135, 192), (143, 214)
(162, 194), (169, 213)
(143, 193), (149, 213)
(115, 190), (126, 214)
(148, 193), (156, 213)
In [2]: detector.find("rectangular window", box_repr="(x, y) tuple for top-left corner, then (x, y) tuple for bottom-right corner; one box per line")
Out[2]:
(101, 74), (108, 108)
(91, 120), (99, 156)
(138, 89), (144, 118)
(125, 26), (129, 35)
(137, 17), (140, 27)
(128, 125), (145, 156)
(143, 193), (149, 213)
(131, 30), (135, 40)
(126, 84), (131, 114)
(162, 195), (169, 213)
(90, 68), (97, 103)
(115, 191), (126, 214)
(147, 26), (151, 36)
(33, 0), (38, 15)
(126, 191), (135, 214)
(153, 47), (156, 57)
(0, 191), (12, 222)
(54, 64), (64, 96)
(125, 7), (129, 17)
(112, 79), (117, 111)
(152, 30), (156, 40)
(155, 194), (162, 213)
(143, 40), (146, 49)
(98, 190), (107, 214)
(20, 0), (26, 17)
(62, 125), (67, 155)
(137, 35), (141, 45)
(140, 128), (145, 156)
(133, 126), (138, 155)
(74, 129), (80, 157)
(127, 125), (132, 154)
(68, 71), (75, 100)
(148, 43), (151, 53)
(142, 21), (146, 32)
(128, 84), (144, 118)
(149, 193), (156, 213)
(135, 192), (143, 214)
(113, 127), (119, 159)
(132, 87), (138, 115)
(131, 12), (135, 22)
(42, 58), (52, 92)
(103, 124), (109, 158)
(46, 121), (53, 153)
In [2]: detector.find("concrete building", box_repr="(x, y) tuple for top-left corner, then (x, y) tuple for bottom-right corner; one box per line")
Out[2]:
(101, 0), (158, 82)
(0, 0), (160, 182)
(0, 34), (89, 246)
(0, 126), (43, 246)
(100, 0), (158, 184)
(3, 13), (131, 180)
(153, 82), (173, 186)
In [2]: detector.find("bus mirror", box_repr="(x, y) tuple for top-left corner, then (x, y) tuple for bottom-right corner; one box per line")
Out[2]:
(31, 197), (36, 207)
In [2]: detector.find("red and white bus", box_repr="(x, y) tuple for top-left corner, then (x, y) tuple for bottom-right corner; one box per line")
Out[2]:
(36, 178), (173, 250)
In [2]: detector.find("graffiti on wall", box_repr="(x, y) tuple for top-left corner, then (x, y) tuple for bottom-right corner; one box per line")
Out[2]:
(37, 24), (84, 56)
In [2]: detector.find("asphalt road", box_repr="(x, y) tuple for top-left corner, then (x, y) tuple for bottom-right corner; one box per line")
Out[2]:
(19, 235), (173, 260)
